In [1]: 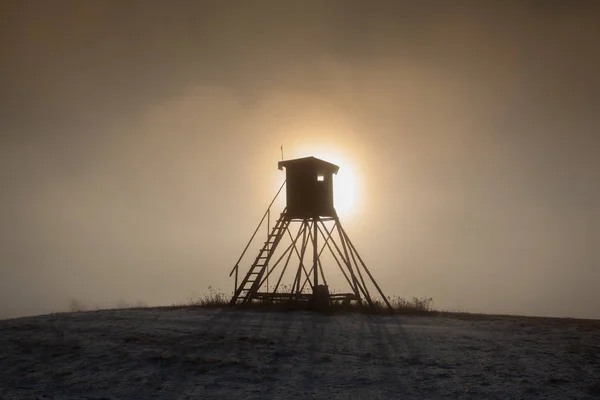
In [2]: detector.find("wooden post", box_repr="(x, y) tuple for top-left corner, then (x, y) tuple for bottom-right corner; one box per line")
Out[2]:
(313, 217), (318, 289)
(267, 208), (270, 292)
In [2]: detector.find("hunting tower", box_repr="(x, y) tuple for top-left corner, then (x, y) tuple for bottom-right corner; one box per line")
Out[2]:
(230, 156), (391, 310)
(279, 157), (338, 219)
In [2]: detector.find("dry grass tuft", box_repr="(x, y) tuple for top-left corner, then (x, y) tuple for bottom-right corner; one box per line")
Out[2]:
(186, 287), (230, 308)
(388, 295), (435, 315)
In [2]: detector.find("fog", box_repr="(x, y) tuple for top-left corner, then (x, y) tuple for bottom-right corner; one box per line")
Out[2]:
(1, 1), (599, 319)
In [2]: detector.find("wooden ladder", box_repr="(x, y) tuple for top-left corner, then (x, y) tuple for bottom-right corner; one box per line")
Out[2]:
(230, 209), (290, 305)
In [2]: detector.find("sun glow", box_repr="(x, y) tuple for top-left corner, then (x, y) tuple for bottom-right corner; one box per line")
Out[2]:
(273, 123), (366, 219)
(286, 146), (362, 219)
(332, 165), (357, 218)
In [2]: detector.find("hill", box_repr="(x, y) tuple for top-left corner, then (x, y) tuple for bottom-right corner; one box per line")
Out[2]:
(1, 307), (599, 399)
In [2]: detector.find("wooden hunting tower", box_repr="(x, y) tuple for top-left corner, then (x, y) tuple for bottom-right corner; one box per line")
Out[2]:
(229, 156), (391, 311)
(278, 156), (339, 219)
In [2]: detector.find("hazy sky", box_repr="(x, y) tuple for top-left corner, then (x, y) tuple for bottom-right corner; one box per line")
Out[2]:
(1, 1), (599, 319)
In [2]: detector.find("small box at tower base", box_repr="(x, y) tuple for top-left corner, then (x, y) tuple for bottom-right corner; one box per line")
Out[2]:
(229, 156), (393, 313)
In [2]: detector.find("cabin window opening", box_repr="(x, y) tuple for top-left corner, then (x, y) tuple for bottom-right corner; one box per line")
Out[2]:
(317, 175), (324, 181)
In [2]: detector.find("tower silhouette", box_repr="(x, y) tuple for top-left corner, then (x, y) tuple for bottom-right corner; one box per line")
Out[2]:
(230, 156), (391, 310)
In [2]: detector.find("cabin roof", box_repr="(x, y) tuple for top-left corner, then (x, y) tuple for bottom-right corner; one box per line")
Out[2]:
(278, 156), (340, 174)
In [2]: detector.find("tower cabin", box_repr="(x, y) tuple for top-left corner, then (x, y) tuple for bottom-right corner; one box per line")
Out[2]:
(278, 156), (340, 219)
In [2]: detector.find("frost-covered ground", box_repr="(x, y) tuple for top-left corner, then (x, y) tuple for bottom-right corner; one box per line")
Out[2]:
(1, 308), (599, 399)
